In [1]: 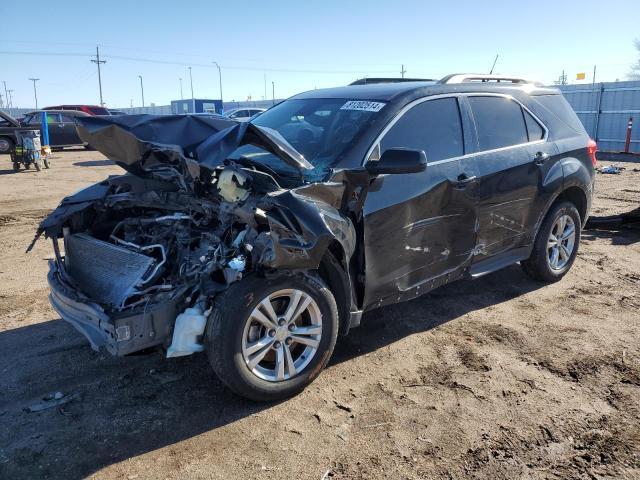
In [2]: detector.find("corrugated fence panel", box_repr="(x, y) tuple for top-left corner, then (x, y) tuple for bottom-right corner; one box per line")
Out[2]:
(556, 80), (640, 152)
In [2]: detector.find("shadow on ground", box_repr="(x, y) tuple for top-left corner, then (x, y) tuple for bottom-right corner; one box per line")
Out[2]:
(73, 160), (114, 167)
(0, 265), (542, 479)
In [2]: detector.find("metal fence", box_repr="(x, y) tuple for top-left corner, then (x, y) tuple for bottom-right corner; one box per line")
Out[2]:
(556, 80), (640, 152)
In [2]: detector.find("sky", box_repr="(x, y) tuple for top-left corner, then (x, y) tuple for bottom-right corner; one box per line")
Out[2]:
(1, 0), (639, 109)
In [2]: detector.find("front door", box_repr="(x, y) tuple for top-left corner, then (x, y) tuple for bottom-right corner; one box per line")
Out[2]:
(362, 96), (478, 309)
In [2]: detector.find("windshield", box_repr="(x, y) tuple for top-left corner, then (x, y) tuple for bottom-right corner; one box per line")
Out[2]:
(228, 98), (384, 182)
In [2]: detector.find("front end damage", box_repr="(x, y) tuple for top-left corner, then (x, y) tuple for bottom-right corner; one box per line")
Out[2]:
(34, 115), (359, 357)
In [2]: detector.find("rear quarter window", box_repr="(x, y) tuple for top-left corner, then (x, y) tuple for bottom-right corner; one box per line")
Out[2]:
(533, 95), (586, 135)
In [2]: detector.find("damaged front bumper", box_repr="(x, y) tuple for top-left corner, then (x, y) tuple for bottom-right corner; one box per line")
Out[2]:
(47, 260), (180, 356)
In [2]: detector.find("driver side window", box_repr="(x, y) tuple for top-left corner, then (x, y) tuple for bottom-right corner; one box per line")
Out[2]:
(379, 97), (464, 162)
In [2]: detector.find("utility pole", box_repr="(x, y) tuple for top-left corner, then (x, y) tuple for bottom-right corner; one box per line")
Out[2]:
(179, 77), (183, 100)
(212, 61), (223, 102)
(3, 81), (8, 109)
(138, 75), (145, 107)
(7, 90), (14, 108)
(0, 93), (4, 109)
(400, 64), (406, 78)
(272, 81), (275, 105)
(91, 45), (106, 106)
(489, 54), (499, 74)
(28, 78), (40, 109)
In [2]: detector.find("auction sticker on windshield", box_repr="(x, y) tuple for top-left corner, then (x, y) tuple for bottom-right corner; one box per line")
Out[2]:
(340, 100), (386, 112)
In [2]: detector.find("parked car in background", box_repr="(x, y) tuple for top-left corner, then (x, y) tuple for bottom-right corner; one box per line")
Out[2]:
(107, 109), (127, 116)
(21, 110), (90, 150)
(224, 108), (266, 122)
(44, 105), (111, 116)
(0, 110), (21, 153)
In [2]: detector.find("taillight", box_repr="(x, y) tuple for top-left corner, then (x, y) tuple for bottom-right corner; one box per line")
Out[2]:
(587, 139), (598, 167)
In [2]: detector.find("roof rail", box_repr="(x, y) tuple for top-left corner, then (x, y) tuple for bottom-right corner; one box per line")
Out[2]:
(349, 77), (434, 85)
(439, 74), (542, 86)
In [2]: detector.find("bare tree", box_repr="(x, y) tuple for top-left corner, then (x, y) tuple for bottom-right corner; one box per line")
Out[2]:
(630, 37), (640, 80)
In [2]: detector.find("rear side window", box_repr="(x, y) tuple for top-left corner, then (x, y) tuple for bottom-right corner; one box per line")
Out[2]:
(61, 114), (77, 123)
(469, 96), (529, 150)
(381, 97), (464, 162)
(87, 106), (110, 115)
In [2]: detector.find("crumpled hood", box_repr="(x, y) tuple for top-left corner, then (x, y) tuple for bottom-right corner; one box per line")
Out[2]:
(76, 114), (312, 188)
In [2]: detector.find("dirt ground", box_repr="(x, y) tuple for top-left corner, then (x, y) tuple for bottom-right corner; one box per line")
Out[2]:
(0, 149), (638, 480)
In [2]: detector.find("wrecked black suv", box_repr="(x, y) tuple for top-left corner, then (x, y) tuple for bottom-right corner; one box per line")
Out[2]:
(35, 74), (596, 401)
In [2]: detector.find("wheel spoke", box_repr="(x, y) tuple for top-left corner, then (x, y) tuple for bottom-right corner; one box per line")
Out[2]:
(547, 233), (558, 248)
(549, 247), (560, 269)
(247, 341), (273, 369)
(259, 298), (279, 325)
(284, 344), (297, 378)
(560, 244), (571, 261)
(291, 335), (320, 349)
(251, 308), (276, 329)
(244, 335), (273, 356)
(284, 291), (312, 324)
(291, 325), (322, 336)
(275, 344), (285, 381)
(561, 225), (575, 241)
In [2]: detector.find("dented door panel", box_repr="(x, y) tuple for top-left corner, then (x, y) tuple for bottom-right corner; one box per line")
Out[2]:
(361, 158), (477, 310)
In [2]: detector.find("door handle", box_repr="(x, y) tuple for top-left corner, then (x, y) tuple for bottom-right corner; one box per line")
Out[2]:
(534, 151), (550, 165)
(454, 172), (477, 188)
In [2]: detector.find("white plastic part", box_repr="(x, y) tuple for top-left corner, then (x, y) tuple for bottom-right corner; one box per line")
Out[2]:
(228, 255), (246, 271)
(166, 305), (207, 358)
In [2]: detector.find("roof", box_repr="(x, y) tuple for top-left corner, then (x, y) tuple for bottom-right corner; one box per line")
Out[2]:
(291, 81), (559, 103)
(27, 110), (90, 116)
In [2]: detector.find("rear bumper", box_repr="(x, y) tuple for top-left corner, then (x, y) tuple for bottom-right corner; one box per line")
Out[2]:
(47, 260), (179, 356)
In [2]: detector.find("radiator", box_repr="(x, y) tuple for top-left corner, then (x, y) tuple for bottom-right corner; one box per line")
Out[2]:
(64, 233), (155, 307)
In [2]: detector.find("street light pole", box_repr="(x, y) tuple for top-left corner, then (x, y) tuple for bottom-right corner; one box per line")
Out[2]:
(212, 61), (223, 103)
(188, 66), (195, 112)
(28, 78), (40, 109)
(272, 81), (275, 105)
(179, 77), (183, 100)
(138, 75), (145, 107)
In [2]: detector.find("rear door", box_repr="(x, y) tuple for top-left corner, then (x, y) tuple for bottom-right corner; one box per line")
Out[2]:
(362, 96), (478, 308)
(464, 94), (556, 261)
(59, 114), (82, 145)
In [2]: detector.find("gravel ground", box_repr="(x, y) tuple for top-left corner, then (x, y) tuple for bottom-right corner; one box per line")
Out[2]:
(0, 150), (638, 480)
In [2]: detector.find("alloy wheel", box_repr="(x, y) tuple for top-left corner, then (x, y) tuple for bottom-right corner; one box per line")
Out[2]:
(547, 214), (576, 270)
(241, 289), (322, 382)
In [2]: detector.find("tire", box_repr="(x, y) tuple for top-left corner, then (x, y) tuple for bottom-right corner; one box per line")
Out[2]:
(44, 157), (50, 169)
(34, 159), (42, 171)
(205, 273), (339, 401)
(521, 201), (581, 283)
(0, 137), (13, 154)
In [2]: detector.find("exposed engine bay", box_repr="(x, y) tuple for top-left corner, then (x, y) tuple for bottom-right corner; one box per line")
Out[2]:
(33, 114), (360, 357)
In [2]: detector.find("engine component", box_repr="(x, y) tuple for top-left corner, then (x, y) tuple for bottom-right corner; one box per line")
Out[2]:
(64, 233), (155, 307)
(217, 166), (251, 203)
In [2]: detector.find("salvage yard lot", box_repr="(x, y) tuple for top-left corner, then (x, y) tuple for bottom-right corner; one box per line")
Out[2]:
(0, 150), (638, 479)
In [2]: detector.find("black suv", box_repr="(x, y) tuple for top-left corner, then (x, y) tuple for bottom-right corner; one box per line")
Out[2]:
(37, 74), (595, 401)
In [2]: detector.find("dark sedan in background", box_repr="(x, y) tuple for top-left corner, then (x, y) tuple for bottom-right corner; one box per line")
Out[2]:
(0, 110), (90, 153)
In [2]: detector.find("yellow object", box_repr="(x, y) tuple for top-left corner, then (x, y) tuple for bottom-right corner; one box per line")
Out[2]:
(42, 146), (51, 155)
(576, 72), (586, 80)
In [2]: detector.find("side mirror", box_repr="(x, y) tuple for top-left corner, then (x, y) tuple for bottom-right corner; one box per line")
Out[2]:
(365, 148), (427, 175)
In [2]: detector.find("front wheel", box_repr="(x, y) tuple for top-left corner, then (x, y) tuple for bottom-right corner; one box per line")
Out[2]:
(521, 201), (581, 282)
(205, 273), (339, 401)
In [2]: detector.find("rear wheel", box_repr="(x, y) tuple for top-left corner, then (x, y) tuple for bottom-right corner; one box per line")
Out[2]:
(0, 137), (13, 154)
(521, 201), (581, 282)
(205, 273), (338, 401)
